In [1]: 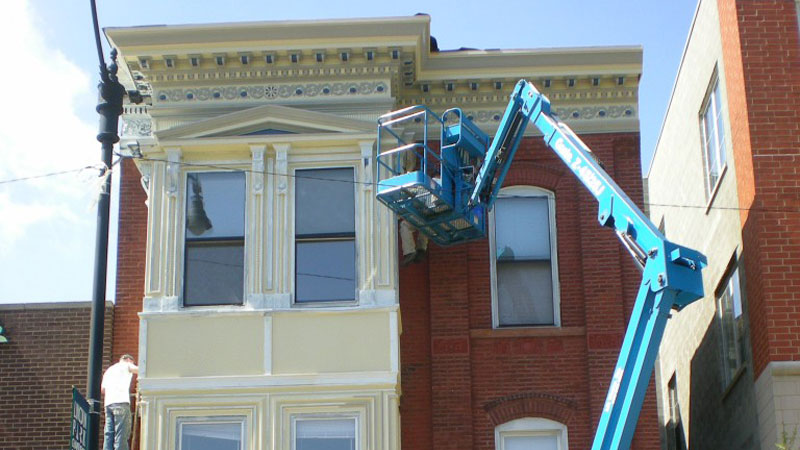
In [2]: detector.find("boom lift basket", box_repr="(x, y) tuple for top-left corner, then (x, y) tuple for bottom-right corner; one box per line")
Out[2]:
(376, 106), (490, 246)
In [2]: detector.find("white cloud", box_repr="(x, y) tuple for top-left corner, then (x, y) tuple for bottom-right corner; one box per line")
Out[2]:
(0, 0), (99, 247)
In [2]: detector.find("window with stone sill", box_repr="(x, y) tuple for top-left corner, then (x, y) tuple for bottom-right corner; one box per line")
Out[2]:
(699, 74), (728, 201)
(495, 417), (568, 450)
(177, 416), (245, 450)
(492, 186), (560, 327)
(717, 262), (746, 387)
(183, 171), (246, 307)
(294, 167), (356, 303)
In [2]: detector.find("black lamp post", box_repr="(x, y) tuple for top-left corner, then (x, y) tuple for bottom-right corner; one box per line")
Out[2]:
(86, 1), (126, 449)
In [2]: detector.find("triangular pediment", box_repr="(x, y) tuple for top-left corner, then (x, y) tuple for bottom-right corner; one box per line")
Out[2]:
(155, 104), (375, 140)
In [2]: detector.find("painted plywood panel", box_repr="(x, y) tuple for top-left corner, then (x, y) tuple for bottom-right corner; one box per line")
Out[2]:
(272, 311), (390, 374)
(146, 315), (265, 377)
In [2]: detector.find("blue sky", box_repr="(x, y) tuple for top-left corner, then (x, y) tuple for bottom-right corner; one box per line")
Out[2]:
(0, 0), (697, 303)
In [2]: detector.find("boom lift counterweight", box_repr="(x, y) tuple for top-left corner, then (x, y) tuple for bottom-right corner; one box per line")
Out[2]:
(375, 80), (706, 450)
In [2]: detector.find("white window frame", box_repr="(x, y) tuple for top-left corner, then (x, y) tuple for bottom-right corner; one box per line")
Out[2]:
(495, 417), (568, 450)
(717, 261), (745, 387)
(176, 415), (246, 450)
(291, 165), (360, 306)
(490, 186), (561, 328)
(182, 170), (248, 308)
(699, 74), (728, 201)
(291, 414), (359, 450)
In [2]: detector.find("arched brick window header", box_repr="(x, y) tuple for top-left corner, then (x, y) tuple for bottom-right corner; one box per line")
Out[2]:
(484, 392), (576, 426)
(503, 161), (565, 192)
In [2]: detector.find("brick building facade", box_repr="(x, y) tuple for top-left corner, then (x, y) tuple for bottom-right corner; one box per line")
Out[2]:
(399, 133), (659, 450)
(649, 1), (800, 448)
(0, 302), (113, 449)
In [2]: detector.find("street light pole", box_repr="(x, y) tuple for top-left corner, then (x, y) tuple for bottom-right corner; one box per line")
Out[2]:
(87, 1), (125, 448)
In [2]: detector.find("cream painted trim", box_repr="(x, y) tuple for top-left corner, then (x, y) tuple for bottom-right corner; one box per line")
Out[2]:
(274, 144), (290, 294)
(389, 311), (399, 374)
(420, 46), (642, 80)
(139, 318), (148, 377)
(155, 104), (374, 140)
(248, 145), (266, 298)
(165, 148), (183, 299)
(105, 15), (430, 51)
(154, 132), (379, 152)
(138, 303), (397, 318)
(139, 371), (399, 392)
(266, 155), (275, 291)
(264, 315), (272, 375)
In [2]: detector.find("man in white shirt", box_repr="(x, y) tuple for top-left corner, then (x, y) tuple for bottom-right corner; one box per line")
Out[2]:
(101, 354), (139, 450)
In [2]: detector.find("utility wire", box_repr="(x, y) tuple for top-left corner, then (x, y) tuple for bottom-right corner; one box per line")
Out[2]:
(131, 154), (800, 214)
(2, 153), (798, 214)
(0, 159), (122, 186)
(0, 166), (102, 185)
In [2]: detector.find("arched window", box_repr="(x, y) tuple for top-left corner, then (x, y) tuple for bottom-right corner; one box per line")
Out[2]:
(491, 186), (560, 327)
(495, 417), (568, 450)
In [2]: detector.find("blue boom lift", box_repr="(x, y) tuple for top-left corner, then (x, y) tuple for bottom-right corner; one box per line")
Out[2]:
(376, 80), (707, 450)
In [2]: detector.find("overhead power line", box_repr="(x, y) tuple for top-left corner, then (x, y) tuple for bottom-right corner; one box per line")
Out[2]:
(2, 154), (798, 214)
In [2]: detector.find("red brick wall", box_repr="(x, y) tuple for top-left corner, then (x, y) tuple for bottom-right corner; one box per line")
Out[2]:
(113, 157), (148, 361)
(399, 132), (659, 449)
(718, 0), (800, 378)
(0, 302), (113, 449)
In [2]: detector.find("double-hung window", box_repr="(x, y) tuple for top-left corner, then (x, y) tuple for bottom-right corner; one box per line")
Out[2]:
(493, 187), (559, 327)
(700, 77), (727, 199)
(184, 172), (246, 306)
(294, 417), (356, 450)
(177, 417), (245, 450)
(718, 264), (745, 385)
(295, 168), (356, 303)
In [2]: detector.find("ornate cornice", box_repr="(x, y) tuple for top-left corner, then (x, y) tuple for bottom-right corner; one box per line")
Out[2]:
(153, 80), (390, 104)
(111, 15), (643, 139)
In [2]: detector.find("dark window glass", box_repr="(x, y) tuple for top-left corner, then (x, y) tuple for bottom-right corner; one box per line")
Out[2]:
(295, 168), (356, 303)
(184, 172), (245, 306)
(718, 265), (745, 385)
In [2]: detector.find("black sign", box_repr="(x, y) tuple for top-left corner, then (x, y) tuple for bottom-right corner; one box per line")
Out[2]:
(71, 387), (90, 450)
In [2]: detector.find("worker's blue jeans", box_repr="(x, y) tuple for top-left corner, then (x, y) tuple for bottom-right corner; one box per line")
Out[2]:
(103, 403), (131, 450)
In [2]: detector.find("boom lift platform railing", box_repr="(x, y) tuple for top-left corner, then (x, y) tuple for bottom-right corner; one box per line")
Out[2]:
(376, 80), (707, 450)
(376, 105), (490, 246)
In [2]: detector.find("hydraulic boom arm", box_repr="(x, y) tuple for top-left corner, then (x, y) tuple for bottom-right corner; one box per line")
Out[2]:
(473, 80), (707, 450)
(374, 79), (706, 450)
